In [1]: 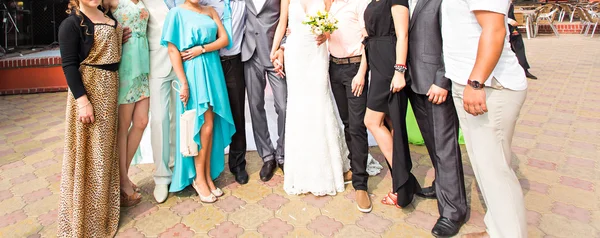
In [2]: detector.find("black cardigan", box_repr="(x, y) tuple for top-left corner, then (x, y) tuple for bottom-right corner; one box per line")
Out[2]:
(58, 10), (117, 99)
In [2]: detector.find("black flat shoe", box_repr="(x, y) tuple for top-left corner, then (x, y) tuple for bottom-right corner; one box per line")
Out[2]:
(260, 160), (277, 182)
(415, 186), (436, 199)
(278, 162), (284, 173)
(525, 71), (538, 80)
(232, 168), (249, 185)
(431, 217), (463, 238)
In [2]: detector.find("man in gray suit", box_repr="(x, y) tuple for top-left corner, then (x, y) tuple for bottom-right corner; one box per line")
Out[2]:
(406, 0), (467, 236)
(243, 0), (286, 181)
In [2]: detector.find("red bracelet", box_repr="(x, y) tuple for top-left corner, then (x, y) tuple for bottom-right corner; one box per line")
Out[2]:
(395, 64), (407, 67)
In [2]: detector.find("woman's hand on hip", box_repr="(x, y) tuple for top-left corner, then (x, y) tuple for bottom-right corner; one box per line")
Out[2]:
(182, 46), (204, 61)
(122, 27), (132, 43)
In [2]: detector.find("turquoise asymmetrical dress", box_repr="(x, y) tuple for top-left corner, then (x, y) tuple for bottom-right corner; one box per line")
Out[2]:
(161, 7), (236, 192)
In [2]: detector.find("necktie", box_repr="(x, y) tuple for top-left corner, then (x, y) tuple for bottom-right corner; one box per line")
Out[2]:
(223, 0), (234, 50)
(164, 0), (175, 9)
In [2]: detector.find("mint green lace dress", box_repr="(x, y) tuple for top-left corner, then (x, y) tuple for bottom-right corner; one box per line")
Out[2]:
(113, 0), (150, 104)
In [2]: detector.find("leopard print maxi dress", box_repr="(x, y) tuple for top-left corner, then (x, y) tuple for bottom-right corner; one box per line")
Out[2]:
(58, 23), (123, 238)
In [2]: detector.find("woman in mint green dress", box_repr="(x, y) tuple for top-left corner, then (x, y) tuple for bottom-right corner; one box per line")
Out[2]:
(161, 0), (235, 203)
(106, 0), (150, 203)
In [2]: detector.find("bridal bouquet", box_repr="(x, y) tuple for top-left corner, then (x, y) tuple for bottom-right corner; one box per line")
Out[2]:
(302, 11), (338, 36)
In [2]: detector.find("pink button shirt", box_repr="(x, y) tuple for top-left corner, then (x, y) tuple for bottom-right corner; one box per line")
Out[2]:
(328, 0), (369, 58)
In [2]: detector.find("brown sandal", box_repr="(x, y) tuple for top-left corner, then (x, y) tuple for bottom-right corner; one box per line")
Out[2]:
(120, 190), (142, 207)
(131, 182), (140, 192)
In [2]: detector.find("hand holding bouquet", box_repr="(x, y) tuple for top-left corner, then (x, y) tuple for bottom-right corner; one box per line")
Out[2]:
(302, 11), (338, 36)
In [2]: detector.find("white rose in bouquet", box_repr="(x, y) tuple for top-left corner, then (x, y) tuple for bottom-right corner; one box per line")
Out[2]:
(314, 27), (323, 36)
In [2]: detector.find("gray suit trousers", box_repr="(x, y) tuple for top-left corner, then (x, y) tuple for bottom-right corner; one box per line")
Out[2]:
(407, 89), (468, 222)
(244, 54), (287, 163)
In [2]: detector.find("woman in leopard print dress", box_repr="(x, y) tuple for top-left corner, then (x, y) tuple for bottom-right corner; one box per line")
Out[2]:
(57, 0), (123, 236)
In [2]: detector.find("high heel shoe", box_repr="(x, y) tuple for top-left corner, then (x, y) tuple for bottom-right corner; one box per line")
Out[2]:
(211, 188), (224, 197)
(120, 190), (142, 207)
(192, 181), (217, 203)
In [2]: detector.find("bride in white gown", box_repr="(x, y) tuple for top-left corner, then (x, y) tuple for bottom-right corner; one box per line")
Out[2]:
(271, 0), (377, 196)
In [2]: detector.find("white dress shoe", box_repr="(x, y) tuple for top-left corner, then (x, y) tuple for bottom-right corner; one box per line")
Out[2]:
(154, 184), (169, 203)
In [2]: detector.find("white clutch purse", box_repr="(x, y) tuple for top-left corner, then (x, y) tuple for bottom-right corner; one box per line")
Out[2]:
(172, 81), (198, 157)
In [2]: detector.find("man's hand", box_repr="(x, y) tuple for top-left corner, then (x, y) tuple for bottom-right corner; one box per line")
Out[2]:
(508, 18), (518, 27)
(351, 73), (365, 97)
(181, 46), (204, 61)
(271, 49), (285, 77)
(463, 86), (488, 116)
(122, 27), (132, 43)
(315, 32), (330, 46)
(426, 84), (448, 105)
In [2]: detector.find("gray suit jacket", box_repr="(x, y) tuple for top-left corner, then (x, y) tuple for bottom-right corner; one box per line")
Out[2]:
(242, 0), (280, 65)
(407, 0), (450, 95)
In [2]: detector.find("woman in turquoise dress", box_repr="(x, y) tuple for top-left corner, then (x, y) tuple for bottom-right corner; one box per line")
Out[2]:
(106, 0), (150, 204)
(161, 0), (235, 203)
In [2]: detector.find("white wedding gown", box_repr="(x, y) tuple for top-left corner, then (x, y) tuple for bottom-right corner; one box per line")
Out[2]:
(283, 0), (350, 196)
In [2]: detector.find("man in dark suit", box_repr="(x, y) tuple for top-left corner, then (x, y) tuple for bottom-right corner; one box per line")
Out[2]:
(406, 0), (468, 237)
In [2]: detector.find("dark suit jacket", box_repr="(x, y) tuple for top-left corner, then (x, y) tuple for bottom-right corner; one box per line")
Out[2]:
(407, 0), (449, 95)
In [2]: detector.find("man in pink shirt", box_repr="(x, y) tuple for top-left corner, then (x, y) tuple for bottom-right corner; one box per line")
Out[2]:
(328, 0), (372, 213)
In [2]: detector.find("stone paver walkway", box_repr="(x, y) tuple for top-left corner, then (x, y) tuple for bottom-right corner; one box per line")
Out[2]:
(0, 35), (599, 238)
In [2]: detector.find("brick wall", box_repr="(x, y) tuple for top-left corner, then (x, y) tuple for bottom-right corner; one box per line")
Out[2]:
(519, 22), (586, 35)
(0, 56), (62, 69)
(0, 56), (67, 96)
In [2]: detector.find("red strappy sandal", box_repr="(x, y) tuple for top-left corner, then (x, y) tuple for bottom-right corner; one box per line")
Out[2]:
(381, 192), (401, 208)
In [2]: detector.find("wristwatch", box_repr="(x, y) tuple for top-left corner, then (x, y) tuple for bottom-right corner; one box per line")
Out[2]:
(467, 79), (484, 90)
(394, 64), (407, 74)
(200, 45), (206, 54)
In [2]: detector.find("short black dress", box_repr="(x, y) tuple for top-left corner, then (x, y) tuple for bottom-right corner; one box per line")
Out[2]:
(364, 0), (409, 113)
(364, 0), (421, 207)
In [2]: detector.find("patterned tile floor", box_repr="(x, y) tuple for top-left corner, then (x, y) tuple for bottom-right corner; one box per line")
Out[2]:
(1, 35), (599, 238)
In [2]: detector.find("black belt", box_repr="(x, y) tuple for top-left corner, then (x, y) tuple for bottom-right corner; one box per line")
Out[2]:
(362, 35), (396, 45)
(81, 62), (119, 72)
(220, 53), (241, 61)
(330, 55), (362, 65)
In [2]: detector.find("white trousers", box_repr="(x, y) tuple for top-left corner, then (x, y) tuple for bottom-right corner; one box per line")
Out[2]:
(452, 81), (528, 238)
(149, 70), (178, 185)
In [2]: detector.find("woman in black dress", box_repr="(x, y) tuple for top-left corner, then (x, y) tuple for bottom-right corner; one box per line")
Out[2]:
(360, 0), (420, 208)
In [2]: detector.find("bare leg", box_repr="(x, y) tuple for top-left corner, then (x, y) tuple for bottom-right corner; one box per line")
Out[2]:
(118, 103), (136, 195)
(193, 107), (215, 197)
(126, 98), (149, 172)
(364, 109), (394, 166)
(204, 111), (216, 191)
(126, 98), (149, 187)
